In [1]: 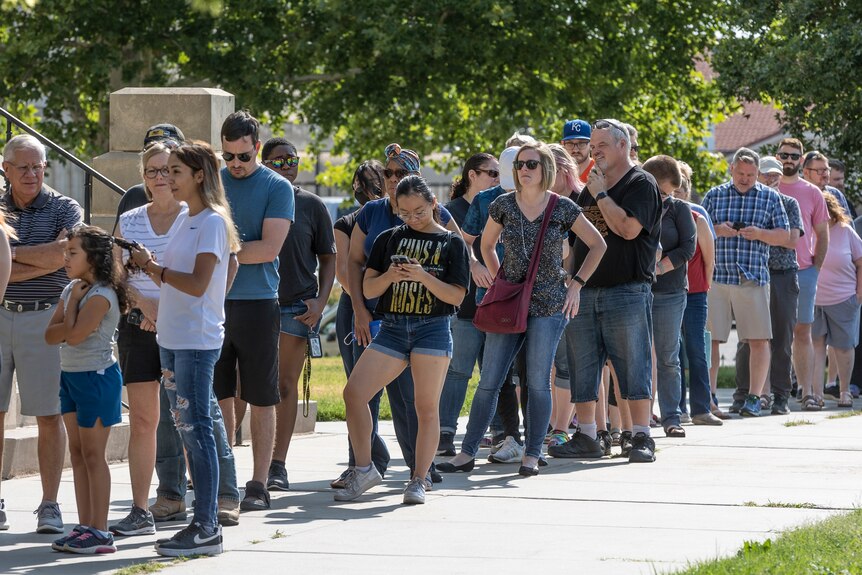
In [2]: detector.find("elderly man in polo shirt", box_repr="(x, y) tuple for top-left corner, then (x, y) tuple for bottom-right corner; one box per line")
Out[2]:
(703, 147), (790, 417)
(0, 134), (83, 532)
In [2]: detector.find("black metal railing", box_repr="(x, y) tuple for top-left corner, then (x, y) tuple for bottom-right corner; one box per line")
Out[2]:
(1, 106), (125, 223)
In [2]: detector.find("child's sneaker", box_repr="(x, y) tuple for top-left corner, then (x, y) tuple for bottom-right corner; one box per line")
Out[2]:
(52, 524), (85, 551)
(64, 527), (116, 554)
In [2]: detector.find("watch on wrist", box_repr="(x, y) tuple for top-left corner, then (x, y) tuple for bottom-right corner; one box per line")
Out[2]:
(573, 274), (586, 287)
(595, 191), (608, 201)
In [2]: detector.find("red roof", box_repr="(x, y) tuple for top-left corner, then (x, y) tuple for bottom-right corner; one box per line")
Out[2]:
(714, 103), (784, 153)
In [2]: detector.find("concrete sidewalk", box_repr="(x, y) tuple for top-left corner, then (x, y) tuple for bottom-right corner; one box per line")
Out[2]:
(1, 391), (861, 575)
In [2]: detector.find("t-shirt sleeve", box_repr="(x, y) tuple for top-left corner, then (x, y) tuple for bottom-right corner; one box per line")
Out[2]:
(355, 204), (372, 235)
(196, 214), (228, 261)
(439, 205), (452, 226)
(811, 188), (829, 226)
(60, 199), (84, 232)
(787, 197), (805, 236)
(334, 213), (353, 237)
(89, 284), (115, 311)
(366, 229), (395, 274)
(488, 195), (507, 226)
(462, 200), (483, 236)
(618, 173), (659, 231)
(264, 178), (296, 222)
(559, 196), (582, 229)
(850, 226), (862, 261)
(312, 200), (337, 255)
(444, 234), (471, 290)
(768, 193), (790, 230)
(60, 282), (72, 310)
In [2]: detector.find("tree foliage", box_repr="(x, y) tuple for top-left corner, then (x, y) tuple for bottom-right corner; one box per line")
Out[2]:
(1, 0), (733, 189)
(713, 0), (862, 199)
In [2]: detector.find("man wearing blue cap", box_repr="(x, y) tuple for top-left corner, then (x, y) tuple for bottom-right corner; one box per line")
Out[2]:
(561, 119), (595, 184)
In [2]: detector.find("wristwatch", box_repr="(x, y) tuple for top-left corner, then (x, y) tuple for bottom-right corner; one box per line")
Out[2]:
(595, 191), (608, 201)
(573, 274), (586, 287)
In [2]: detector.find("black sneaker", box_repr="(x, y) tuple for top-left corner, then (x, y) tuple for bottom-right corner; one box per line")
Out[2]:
(628, 432), (656, 463)
(266, 462), (289, 492)
(240, 480), (271, 511)
(429, 464), (443, 484)
(728, 399), (745, 414)
(437, 432), (456, 457)
(597, 430), (612, 457)
(771, 395), (791, 415)
(155, 522), (222, 557)
(824, 384), (841, 399)
(620, 431), (633, 458)
(547, 430), (604, 459)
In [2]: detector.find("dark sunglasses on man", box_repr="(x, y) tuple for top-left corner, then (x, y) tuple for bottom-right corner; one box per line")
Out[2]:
(777, 152), (802, 161)
(223, 150), (256, 162)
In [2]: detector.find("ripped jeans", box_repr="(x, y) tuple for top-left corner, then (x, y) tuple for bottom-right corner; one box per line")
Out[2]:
(158, 347), (222, 532)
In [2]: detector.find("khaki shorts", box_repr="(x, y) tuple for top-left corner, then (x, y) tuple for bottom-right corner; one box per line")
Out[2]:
(0, 306), (62, 416)
(708, 281), (772, 342)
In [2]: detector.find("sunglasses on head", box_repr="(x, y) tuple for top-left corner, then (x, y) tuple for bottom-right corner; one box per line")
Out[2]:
(592, 119), (627, 136)
(513, 159), (541, 171)
(777, 152), (801, 161)
(222, 150), (256, 162)
(384, 168), (411, 179)
(264, 156), (299, 169)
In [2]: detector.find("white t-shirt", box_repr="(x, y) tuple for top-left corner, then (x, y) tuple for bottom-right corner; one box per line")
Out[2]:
(119, 204), (188, 301)
(156, 208), (230, 350)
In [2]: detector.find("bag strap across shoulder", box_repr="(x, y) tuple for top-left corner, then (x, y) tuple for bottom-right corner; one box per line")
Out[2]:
(524, 193), (559, 286)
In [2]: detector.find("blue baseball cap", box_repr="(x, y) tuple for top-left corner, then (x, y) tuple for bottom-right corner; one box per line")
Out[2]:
(561, 119), (591, 141)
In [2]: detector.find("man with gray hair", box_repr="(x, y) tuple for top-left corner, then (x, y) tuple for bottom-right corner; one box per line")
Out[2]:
(0, 134), (83, 532)
(703, 147), (790, 417)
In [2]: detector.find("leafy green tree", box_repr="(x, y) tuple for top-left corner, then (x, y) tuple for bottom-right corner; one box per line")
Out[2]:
(713, 0), (862, 201)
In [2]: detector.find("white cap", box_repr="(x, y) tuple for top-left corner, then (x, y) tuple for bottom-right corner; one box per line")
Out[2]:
(760, 156), (783, 175)
(499, 146), (520, 190)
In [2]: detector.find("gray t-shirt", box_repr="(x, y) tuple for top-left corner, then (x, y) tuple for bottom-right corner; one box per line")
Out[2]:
(59, 281), (120, 372)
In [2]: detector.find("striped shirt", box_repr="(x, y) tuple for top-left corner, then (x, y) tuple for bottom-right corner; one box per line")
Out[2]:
(702, 181), (788, 286)
(118, 204), (188, 301)
(4, 188), (83, 301)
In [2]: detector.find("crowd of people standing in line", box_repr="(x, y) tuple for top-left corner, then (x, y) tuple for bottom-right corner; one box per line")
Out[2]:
(0, 109), (859, 559)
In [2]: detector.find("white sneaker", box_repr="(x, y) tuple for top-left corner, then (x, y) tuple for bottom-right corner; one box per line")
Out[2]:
(0, 499), (8, 530)
(34, 501), (63, 534)
(333, 466), (382, 501)
(403, 478), (426, 505)
(487, 436), (524, 464)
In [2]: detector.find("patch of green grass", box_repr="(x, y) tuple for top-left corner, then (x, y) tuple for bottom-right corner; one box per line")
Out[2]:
(249, 539), (262, 544)
(113, 557), (190, 575)
(670, 508), (862, 574)
(826, 410), (862, 420)
(715, 366), (736, 389)
(743, 501), (820, 509)
(783, 419), (815, 427)
(271, 529), (286, 539)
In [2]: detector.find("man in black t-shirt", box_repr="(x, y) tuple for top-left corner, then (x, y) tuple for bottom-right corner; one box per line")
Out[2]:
(548, 118), (661, 464)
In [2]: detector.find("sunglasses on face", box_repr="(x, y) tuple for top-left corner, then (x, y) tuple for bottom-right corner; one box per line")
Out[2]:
(513, 159), (541, 171)
(384, 168), (410, 179)
(264, 156), (299, 169)
(631, 144), (640, 152)
(777, 152), (801, 161)
(222, 150), (256, 162)
(475, 168), (500, 179)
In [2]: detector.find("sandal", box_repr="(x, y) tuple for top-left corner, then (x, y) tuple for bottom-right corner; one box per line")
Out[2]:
(664, 425), (686, 438)
(801, 395), (821, 411)
(816, 395), (825, 408)
(611, 429), (622, 446)
(711, 406), (731, 420)
(838, 391), (854, 408)
(759, 394), (773, 410)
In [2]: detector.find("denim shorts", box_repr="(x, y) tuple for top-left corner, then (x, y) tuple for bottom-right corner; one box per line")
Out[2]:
(280, 300), (321, 338)
(368, 314), (453, 360)
(60, 362), (123, 428)
(796, 266), (819, 325)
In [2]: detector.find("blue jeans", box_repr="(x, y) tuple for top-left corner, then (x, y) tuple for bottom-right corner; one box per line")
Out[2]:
(336, 292), (355, 377)
(155, 367), (239, 505)
(461, 314), (568, 459)
(439, 318), (484, 434)
(652, 291), (687, 427)
(569, 282), (653, 402)
(158, 348), (229, 531)
(679, 292), (711, 416)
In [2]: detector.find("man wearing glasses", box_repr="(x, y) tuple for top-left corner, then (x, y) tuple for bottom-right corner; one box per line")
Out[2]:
(0, 135), (83, 532)
(551, 118), (661, 463)
(803, 151), (852, 217)
(215, 111), (294, 512)
(560, 119), (595, 184)
(776, 138), (829, 409)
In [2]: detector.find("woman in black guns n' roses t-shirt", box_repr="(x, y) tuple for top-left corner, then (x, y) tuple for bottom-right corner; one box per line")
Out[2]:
(337, 175), (469, 505)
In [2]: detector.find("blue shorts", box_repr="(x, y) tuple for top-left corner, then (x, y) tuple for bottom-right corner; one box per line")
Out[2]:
(280, 300), (321, 339)
(797, 266), (819, 325)
(59, 362), (123, 428)
(367, 314), (453, 360)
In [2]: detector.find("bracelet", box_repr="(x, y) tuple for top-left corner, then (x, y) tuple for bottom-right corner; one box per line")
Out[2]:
(143, 258), (156, 273)
(160, 267), (167, 283)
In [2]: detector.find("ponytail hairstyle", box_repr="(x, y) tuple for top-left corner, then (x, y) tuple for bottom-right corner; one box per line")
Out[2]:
(396, 175), (441, 223)
(450, 153), (496, 200)
(66, 225), (131, 313)
(171, 141), (242, 253)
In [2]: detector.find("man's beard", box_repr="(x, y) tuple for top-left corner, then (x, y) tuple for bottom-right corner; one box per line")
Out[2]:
(783, 164), (798, 177)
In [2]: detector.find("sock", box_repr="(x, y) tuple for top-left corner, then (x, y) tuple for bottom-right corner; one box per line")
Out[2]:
(633, 424), (650, 437)
(356, 463), (372, 473)
(271, 459), (286, 468)
(826, 381), (837, 388)
(93, 527), (112, 538)
(580, 422), (597, 440)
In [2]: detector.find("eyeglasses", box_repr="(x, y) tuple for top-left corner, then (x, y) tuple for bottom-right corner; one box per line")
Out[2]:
(6, 162), (46, 175)
(513, 159), (541, 171)
(563, 140), (589, 150)
(384, 168), (411, 179)
(222, 150), (256, 162)
(398, 208), (429, 221)
(804, 167), (829, 175)
(475, 168), (500, 179)
(263, 156), (299, 169)
(777, 152), (802, 161)
(144, 167), (170, 179)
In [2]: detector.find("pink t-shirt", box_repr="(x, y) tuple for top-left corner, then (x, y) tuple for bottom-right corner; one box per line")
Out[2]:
(779, 179), (829, 270)
(815, 223), (862, 306)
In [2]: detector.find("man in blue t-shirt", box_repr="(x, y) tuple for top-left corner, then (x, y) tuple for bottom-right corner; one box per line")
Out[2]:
(213, 111), (294, 512)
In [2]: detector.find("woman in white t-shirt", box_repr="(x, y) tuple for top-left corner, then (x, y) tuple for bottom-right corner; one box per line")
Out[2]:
(110, 141), (187, 535)
(130, 142), (240, 557)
